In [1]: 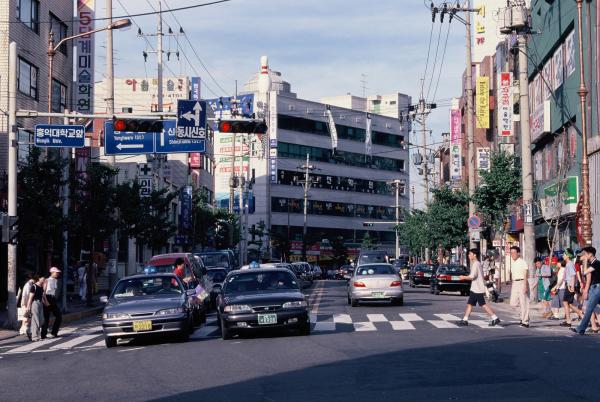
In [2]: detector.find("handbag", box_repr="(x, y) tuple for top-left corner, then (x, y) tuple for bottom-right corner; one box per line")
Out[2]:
(17, 307), (25, 321)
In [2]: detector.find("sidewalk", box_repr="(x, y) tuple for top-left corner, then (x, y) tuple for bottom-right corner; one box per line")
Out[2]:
(0, 296), (104, 341)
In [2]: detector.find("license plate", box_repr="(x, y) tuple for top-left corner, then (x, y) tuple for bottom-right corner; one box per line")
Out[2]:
(371, 292), (385, 298)
(452, 276), (460, 281)
(257, 313), (277, 325)
(424, 273), (431, 277)
(132, 320), (152, 332)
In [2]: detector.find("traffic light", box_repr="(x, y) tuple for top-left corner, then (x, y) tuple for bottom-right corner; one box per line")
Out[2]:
(113, 117), (164, 133)
(218, 119), (267, 134)
(363, 223), (374, 227)
(2, 214), (18, 244)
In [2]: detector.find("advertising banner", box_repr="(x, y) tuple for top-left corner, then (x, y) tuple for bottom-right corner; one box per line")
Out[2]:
(476, 76), (490, 129)
(75, 0), (95, 114)
(179, 185), (193, 233)
(541, 176), (579, 219)
(450, 108), (462, 181)
(477, 147), (491, 179)
(497, 72), (512, 136)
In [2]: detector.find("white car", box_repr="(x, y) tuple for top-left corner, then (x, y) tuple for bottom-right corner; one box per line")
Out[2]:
(348, 263), (404, 307)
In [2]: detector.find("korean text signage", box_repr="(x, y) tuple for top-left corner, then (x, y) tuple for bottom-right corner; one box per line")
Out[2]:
(176, 100), (207, 140)
(477, 147), (490, 179)
(450, 108), (462, 181)
(34, 125), (85, 148)
(75, 0), (95, 114)
(541, 176), (579, 219)
(476, 76), (489, 129)
(179, 186), (193, 233)
(497, 72), (512, 136)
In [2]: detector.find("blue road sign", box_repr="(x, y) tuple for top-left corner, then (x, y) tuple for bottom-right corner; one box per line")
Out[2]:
(176, 100), (206, 139)
(34, 124), (85, 148)
(104, 121), (155, 155)
(155, 121), (205, 154)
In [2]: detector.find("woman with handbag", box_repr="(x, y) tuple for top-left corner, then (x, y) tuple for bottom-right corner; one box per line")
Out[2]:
(18, 275), (34, 337)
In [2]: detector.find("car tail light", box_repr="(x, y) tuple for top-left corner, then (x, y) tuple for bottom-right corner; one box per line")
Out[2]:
(438, 275), (450, 281)
(417, 272), (424, 277)
(390, 281), (402, 287)
(353, 281), (366, 288)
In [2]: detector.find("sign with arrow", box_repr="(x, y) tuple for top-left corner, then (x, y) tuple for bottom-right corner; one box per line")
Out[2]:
(176, 100), (206, 140)
(104, 121), (154, 155)
(155, 120), (205, 154)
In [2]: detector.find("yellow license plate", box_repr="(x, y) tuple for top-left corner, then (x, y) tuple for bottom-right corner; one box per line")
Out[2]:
(132, 320), (153, 332)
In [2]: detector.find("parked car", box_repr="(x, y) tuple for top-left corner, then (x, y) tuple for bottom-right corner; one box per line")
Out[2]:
(348, 263), (403, 306)
(216, 268), (310, 339)
(205, 268), (228, 309)
(408, 264), (437, 287)
(195, 251), (234, 271)
(430, 265), (470, 295)
(328, 266), (348, 280)
(356, 250), (390, 268)
(101, 274), (198, 347)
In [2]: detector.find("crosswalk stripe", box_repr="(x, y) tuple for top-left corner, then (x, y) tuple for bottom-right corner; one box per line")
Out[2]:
(190, 326), (219, 339)
(353, 322), (377, 331)
(469, 320), (501, 329)
(367, 314), (388, 322)
(90, 340), (106, 348)
(389, 321), (415, 330)
(400, 313), (423, 321)
(428, 320), (459, 329)
(313, 322), (336, 332)
(50, 335), (100, 350)
(435, 314), (461, 321)
(310, 313), (318, 323)
(5, 328), (76, 354)
(333, 314), (352, 324)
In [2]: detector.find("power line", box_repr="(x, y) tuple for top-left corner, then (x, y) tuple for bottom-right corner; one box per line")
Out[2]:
(425, 18), (443, 101)
(431, 21), (452, 102)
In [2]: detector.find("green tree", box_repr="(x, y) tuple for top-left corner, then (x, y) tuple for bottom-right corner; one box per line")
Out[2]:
(397, 209), (429, 257)
(427, 185), (470, 253)
(331, 236), (348, 266)
(114, 180), (144, 240)
(190, 188), (216, 250)
(214, 210), (239, 249)
(137, 188), (178, 254)
(270, 230), (291, 261)
(361, 232), (375, 250)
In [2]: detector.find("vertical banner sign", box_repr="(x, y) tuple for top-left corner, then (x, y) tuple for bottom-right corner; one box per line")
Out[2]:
(476, 76), (490, 129)
(269, 91), (278, 184)
(477, 147), (491, 179)
(450, 108), (462, 181)
(189, 77), (201, 174)
(179, 185), (193, 234)
(497, 72), (513, 136)
(326, 105), (338, 150)
(75, 0), (95, 114)
(365, 113), (372, 156)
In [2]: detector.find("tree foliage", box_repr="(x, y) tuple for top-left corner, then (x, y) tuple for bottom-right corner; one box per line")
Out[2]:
(135, 188), (178, 254)
(397, 210), (429, 256)
(190, 188), (217, 250)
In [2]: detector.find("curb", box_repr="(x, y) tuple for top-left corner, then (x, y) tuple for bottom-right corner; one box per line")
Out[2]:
(62, 306), (103, 325)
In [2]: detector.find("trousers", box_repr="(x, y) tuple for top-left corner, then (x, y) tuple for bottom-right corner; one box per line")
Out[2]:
(510, 280), (530, 324)
(576, 284), (600, 334)
(42, 295), (62, 338)
(30, 300), (44, 341)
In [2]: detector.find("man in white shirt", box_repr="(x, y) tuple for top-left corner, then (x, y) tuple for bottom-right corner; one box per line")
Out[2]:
(41, 267), (63, 339)
(509, 246), (530, 327)
(457, 249), (500, 326)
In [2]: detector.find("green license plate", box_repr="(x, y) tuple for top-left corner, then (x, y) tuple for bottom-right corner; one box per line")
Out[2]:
(371, 292), (385, 298)
(257, 313), (278, 325)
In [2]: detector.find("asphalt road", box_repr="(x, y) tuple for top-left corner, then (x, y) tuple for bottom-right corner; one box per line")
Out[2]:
(2, 280), (600, 401)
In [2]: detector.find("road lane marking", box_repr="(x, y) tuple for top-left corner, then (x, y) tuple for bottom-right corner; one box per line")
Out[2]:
(428, 320), (459, 328)
(4, 329), (75, 354)
(435, 314), (461, 321)
(90, 340), (106, 348)
(310, 281), (326, 314)
(469, 320), (502, 329)
(399, 313), (423, 321)
(313, 322), (336, 332)
(353, 322), (377, 331)
(367, 314), (388, 322)
(50, 335), (100, 350)
(309, 313), (318, 323)
(389, 321), (415, 330)
(333, 314), (352, 324)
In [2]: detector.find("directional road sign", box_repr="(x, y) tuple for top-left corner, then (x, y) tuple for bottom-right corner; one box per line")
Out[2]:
(156, 120), (205, 154)
(104, 121), (155, 155)
(176, 100), (206, 139)
(34, 124), (85, 148)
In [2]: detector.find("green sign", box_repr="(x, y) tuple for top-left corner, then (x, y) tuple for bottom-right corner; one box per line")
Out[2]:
(542, 176), (579, 218)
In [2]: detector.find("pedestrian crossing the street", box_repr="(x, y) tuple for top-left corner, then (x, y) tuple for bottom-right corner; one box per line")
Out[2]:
(0, 312), (520, 356)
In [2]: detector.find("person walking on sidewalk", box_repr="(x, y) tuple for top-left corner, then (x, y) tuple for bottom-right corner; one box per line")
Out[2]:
(559, 250), (584, 327)
(535, 257), (552, 318)
(25, 276), (48, 342)
(572, 247), (600, 335)
(457, 249), (500, 327)
(41, 267), (63, 339)
(509, 246), (530, 328)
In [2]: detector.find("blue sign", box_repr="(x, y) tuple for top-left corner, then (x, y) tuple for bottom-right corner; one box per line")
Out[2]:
(190, 77), (201, 101)
(155, 121), (205, 154)
(104, 121), (155, 155)
(176, 100), (206, 139)
(34, 124), (85, 148)
(179, 185), (193, 233)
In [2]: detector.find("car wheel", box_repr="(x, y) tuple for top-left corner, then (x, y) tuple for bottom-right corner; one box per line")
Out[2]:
(351, 298), (359, 307)
(192, 309), (201, 326)
(178, 327), (190, 342)
(200, 308), (207, 324)
(104, 336), (117, 348)
(221, 317), (232, 340)
(392, 297), (404, 306)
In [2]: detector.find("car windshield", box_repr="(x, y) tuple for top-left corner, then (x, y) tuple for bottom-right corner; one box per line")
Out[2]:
(416, 265), (436, 272)
(438, 266), (468, 274)
(198, 253), (230, 268)
(359, 254), (388, 264)
(356, 265), (395, 275)
(144, 264), (174, 274)
(112, 276), (182, 298)
(225, 271), (299, 293)
(206, 270), (227, 283)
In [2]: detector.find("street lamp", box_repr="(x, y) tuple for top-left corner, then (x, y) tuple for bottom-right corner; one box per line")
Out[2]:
(387, 179), (406, 260)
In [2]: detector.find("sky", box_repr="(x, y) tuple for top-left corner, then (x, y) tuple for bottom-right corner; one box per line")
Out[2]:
(94, 0), (467, 208)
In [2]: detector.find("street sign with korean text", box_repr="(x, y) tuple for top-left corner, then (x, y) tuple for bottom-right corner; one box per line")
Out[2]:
(176, 100), (206, 139)
(34, 124), (85, 148)
(155, 120), (206, 154)
(104, 121), (155, 155)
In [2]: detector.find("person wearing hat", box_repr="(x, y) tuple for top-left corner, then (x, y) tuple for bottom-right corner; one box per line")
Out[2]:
(41, 267), (63, 339)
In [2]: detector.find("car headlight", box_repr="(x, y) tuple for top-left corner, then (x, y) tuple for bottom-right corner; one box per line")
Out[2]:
(102, 312), (130, 320)
(282, 301), (308, 309)
(223, 304), (252, 313)
(156, 307), (185, 316)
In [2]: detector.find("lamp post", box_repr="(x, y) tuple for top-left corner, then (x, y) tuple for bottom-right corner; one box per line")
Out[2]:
(575, 0), (593, 246)
(387, 179), (406, 260)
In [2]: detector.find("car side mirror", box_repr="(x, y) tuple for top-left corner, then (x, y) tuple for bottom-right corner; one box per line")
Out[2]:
(99, 296), (108, 304)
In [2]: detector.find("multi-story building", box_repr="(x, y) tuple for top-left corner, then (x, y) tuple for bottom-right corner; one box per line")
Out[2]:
(321, 93), (411, 119)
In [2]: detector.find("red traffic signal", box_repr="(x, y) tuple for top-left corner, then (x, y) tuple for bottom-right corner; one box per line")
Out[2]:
(218, 120), (267, 134)
(113, 118), (164, 133)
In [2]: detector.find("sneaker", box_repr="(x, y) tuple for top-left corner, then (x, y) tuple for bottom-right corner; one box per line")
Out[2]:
(47, 333), (56, 339)
(559, 322), (572, 327)
(457, 320), (469, 326)
(489, 318), (501, 327)
(548, 316), (560, 321)
(520, 322), (530, 328)
(570, 328), (584, 335)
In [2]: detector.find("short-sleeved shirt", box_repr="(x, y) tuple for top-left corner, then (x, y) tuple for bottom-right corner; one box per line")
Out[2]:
(45, 277), (58, 297)
(173, 266), (185, 279)
(564, 261), (577, 286)
(29, 284), (43, 302)
(540, 265), (552, 289)
(589, 259), (600, 285)
(468, 261), (486, 294)
(511, 258), (529, 280)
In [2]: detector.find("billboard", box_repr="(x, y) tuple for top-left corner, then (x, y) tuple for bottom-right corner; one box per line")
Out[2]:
(497, 72), (512, 136)
(476, 76), (489, 129)
(450, 108), (462, 181)
(75, 0), (95, 114)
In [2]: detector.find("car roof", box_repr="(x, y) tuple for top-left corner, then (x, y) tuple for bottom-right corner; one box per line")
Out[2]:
(119, 273), (177, 281)
(356, 263), (392, 267)
(228, 268), (293, 275)
(207, 267), (228, 271)
(147, 253), (191, 265)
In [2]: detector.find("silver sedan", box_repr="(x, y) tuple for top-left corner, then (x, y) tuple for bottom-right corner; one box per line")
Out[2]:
(347, 263), (404, 306)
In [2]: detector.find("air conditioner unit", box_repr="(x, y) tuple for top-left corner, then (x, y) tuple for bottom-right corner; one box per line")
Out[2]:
(499, 7), (512, 34)
(510, 5), (528, 31)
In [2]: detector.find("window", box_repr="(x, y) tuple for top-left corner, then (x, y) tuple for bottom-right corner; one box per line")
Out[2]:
(49, 13), (68, 55)
(17, 58), (38, 99)
(51, 80), (67, 112)
(17, 0), (39, 33)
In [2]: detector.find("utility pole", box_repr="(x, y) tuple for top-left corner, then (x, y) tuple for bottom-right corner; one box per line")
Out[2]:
(409, 97), (435, 207)
(388, 179), (405, 260)
(299, 154), (315, 261)
(156, 0), (164, 191)
(6, 42), (18, 329)
(411, 185), (415, 210)
(61, 110), (70, 312)
(464, 2), (476, 249)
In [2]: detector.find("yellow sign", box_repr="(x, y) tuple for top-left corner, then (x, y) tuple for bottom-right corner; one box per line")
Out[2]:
(476, 76), (490, 129)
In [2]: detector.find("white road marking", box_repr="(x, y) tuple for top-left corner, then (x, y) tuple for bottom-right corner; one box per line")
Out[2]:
(310, 281), (326, 314)
(5, 338), (63, 353)
(310, 313), (318, 323)
(313, 322), (336, 332)
(389, 321), (416, 330)
(118, 347), (144, 352)
(333, 314), (352, 324)
(428, 320), (459, 329)
(367, 314), (388, 322)
(399, 313), (423, 321)
(353, 322), (377, 332)
(90, 340), (106, 348)
(469, 320), (502, 329)
(50, 335), (100, 350)
(435, 314), (462, 321)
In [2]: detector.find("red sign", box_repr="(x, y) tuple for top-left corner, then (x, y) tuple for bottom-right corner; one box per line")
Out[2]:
(189, 153), (201, 169)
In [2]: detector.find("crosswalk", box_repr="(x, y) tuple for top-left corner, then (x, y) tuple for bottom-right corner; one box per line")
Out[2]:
(0, 312), (507, 356)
